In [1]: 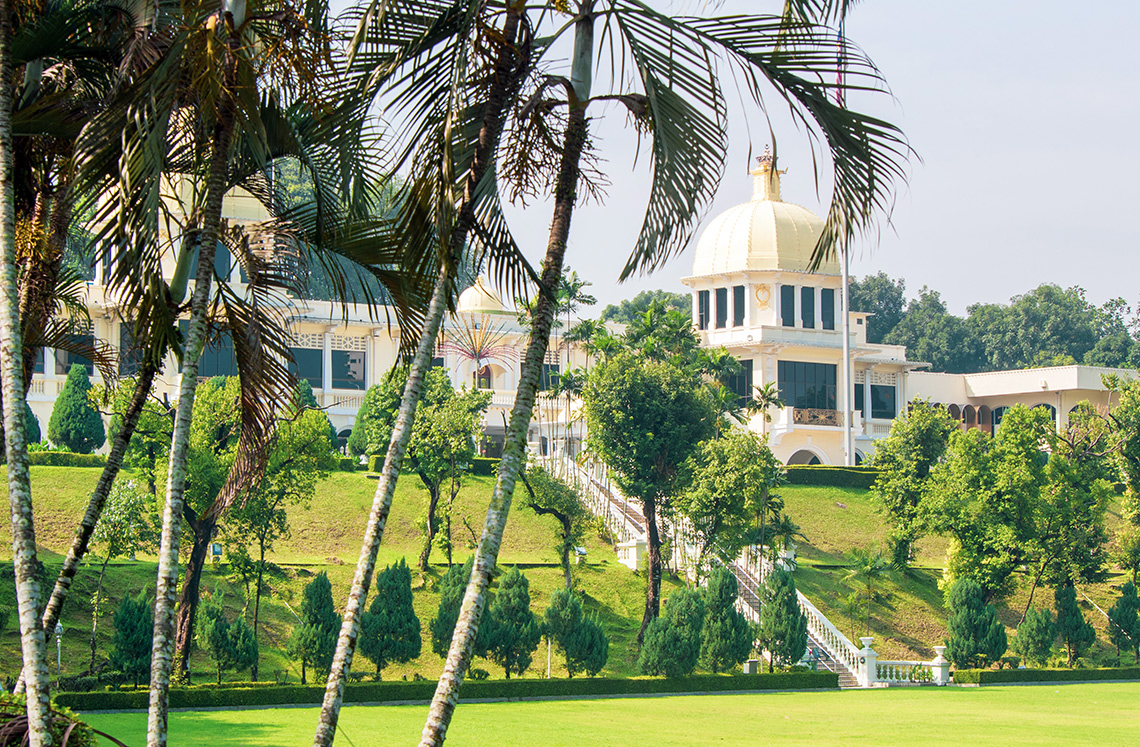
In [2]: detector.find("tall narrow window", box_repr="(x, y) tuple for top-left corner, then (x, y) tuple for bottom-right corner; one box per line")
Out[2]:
(780, 286), (795, 327)
(120, 323), (143, 377)
(821, 288), (836, 330)
(801, 287), (815, 329)
(715, 287), (728, 329)
(697, 290), (710, 330)
(331, 350), (366, 390)
(870, 385), (897, 419)
(289, 348), (323, 390)
(728, 359), (753, 406)
(733, 285), (745, 327)
(214, 242), (231, 282)
(540, 363), (560, 391)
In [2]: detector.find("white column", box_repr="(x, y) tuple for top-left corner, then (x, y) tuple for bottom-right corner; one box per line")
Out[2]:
(793, 285), (801, 328)
(322, 328), (333, 392)
(931, 646), (950, 686)
(815, 286), (822, 329)
(858, 637), (878, 688)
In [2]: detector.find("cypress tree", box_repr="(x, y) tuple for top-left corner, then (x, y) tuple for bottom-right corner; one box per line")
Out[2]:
(197, 591), (237, 685)
(47, 363), (105, 453)
(1055, 583), (1096, 667)
(638, 588), (704, 678)
(544, 588), (610, 678)
(359, 559), (422, 677)
(946, 578), (1007, 669)
(701, 567), (752, 673)
(347, 385), (379, 458)
(756, 569), (808, 672)
(229, 616), (259, 680)
(1010, 607), (1056, 667)
(288, 572), (341, 683)
(110, 592), (153, 687)
(24, 401), (40, 444)
(484, 567), (541, 678)
(1107, 581), (1139, 663)
(430, 558), (473, 658)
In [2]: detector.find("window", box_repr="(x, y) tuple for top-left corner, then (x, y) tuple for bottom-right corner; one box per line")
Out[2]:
(777, 360), (836, 411)
(476, 365), (492, 389)
(697, 290), (710, 331)
(120, 323), (143, 377)
(727, 359), (753, 406)
(821, 288), (835, 330)
(431, 356), (445, 368)
(331, 350), (366, 390)
(33, 349), (44, 375)
(733, 285), (745, 327)
(540, 363), (559, 391)
(55, 334), (95, 376)
(854, 384), (864, 415)
(214, 242), (231, 281)
(801, 287), (815, 329)
(199, 334), (238, 378)
(715, 287), (728, 329)
(781, 286), (795, 327)
(870, 384), (896, 419)
(290, 347), (323, 389)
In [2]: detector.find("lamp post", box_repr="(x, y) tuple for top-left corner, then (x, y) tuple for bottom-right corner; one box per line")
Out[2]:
(54, 621), (64, 677)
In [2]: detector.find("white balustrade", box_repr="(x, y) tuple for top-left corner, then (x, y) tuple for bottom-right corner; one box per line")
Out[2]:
(797, 594), (864, 682)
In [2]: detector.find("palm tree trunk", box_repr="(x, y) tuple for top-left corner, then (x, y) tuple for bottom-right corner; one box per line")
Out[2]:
(420, 15), (592, 739)
(639, 496), (661, 643)
(311, 4), (532, 743)
(146, 120), (231, 747)
(174, 511), (215, 680)
(89, 553), (111, 673)
(0, 0), (53, 741)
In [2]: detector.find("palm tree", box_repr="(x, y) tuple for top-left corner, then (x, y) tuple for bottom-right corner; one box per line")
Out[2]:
(438, 313), (518, 390)
(843, 547), (893, 636)
(748, 381), (785, 435)
(424, 1), (908, 739)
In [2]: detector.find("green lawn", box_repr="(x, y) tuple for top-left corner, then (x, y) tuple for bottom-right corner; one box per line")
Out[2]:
(84, 683), (1140, 746)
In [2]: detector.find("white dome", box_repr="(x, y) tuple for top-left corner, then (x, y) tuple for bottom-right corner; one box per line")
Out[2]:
(691, 158), (837, 276)
(456, 275), (509, 314)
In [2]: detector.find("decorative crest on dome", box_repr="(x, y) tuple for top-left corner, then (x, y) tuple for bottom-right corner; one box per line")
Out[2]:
(749, 145), (784, 202)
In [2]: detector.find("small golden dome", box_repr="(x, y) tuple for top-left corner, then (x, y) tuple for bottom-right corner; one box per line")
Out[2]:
(456, 276), (509, 314)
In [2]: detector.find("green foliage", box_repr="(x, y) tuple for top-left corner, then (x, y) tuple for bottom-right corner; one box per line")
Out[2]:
(848, 272), (906, 344)
(24, 401), (40, 444)
(945, 578), (1007, 669)
(347, 384), (384, 458)
(0, 693), (96, 747)
(430, 559), (475, 658)
(700, 567), (752, 673)
(756, 569), (808, 671)
(197, 591), (257, 684)
(483, 568), (542, 679)
(337, 457), (356, 471)
(109, 592), (153, 687)
(471, 457), (500, 476)
(294, 379), (337, 451)
(47, 363), (105, 453)
(25, 450), (107, 467)
(367, 454), (383, 473)
(359, 559), (421, 676)
(638, 589), (705, 678)
(843, 548), (893, 635)
(520, 467), (591, 587)
(783, 466), (881, 489)
(951, 667), (1140, 685)
(1010, 607), (1057, 667)
(1106, 582), (1139, 663)
(599, 289), (690, 325)
(543, 589), (609, 678)
(884, 287), (982, 374)
(288, 572), (341, 683)
(92, 479), (157, 562)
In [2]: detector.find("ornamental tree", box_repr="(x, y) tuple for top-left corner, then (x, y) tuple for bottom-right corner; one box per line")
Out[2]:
(47, 363), (105, 453)
(1106, 581), (1139, 663)
(756, 569), (808, 672)
(358, 559), (422, 678)
(1010, 607), (1056, 667)
(24, 401), (40, 444)
(430, 559), (473, 659)
(520, 466), (590, 590)
(110, 592), (153, 687)
(945, 578), (1007, 669)
(288, 572), (341, 684)
(543, 588), (610, 678)
(638, 588), (705, 678)
(196, 591), (258, 684)
(1054, 583), (1096, 667)
(700, 567), (752, 674)
(483, 567), (542, 679)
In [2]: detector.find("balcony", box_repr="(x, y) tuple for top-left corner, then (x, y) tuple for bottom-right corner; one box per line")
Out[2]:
(792, 407), (842, 427)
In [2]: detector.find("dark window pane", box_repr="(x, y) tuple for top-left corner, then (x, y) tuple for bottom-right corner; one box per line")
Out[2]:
(715, 287), (728, 329)
(727, 359), (753, 406)
(801, 287), (815, 329)
(540, 363), (559, 391)
(697, 290), (710, 331)
(733, 285), (745, 327)
(55, 335), (95, 375)
(33, 349), (44, 375)
(214, 242), (230, 281)
(199, 334), (238, 378)
(431, 357), (445, 368)
(778, 360), (838, 411)
(821, 288), (835, 330)
(290, 348), (323, 390)
(331, 349), (366, 390)
(870, 384), (897, 419)
(119, 323), (143, 377)
(854, 383), (865, 414)
(781, 286), (795, 327)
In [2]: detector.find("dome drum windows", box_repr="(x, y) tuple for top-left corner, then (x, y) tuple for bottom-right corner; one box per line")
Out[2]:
(697, 285), (747, 330)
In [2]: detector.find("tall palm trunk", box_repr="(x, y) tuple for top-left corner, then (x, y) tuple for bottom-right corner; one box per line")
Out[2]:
(421, 12), (593, 744)
(311, 6), (532, 745)
(19, 187), (72, 387)
(146, 120), (231, 747)
(173, 509), (216, 679)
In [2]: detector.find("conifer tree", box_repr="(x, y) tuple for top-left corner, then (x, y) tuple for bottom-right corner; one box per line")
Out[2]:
(700, 567), (752, 673)
(359, 559), (422, 678)
(484, 567), (541, 678)
(430, 559), (474, 659)
(1010, 607), (1056, 667)
(24, 401), (39, 444)
(543, 588), (610, 678)
(1055, 583), (1096, 667)
(638, 589), (705, 678)
(47, 363), (105, 453)
(756, 569), (808, 672)
(197, 592), (237, 685)
(289, 572), (341, 683)
(110, 592), (153, 687)
(1106, 581), (1139, 663)
(946, 578), (1007, 669)
(229, 616), (259, 680)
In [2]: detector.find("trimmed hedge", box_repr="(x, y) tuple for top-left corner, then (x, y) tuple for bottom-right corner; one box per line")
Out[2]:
(367, 454), (382, 473)
(784, 465), (881, 489)
(471, 457), (500, 476)
(56, 671), (837, 711)
(953, 667), (1140, 685)
(28, 451), (107, 468)
(337, 457), (357, 472)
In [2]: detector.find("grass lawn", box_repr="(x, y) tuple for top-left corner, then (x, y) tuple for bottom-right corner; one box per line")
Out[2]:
(84, 682), (1140, 746)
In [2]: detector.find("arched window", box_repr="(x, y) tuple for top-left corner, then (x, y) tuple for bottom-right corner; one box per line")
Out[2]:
(788, 449), (823, 466)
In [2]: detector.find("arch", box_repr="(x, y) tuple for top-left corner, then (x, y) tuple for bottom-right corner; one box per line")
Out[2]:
(336, 428), (352, 454)
(947, 403), (961, 421)
(978, 405), (993, 436)
(854, 450), (865, 466)
(475, 364), (493, 389)
(963, 405), (977, 430)
(787, 448), (825, 466)
(1032, 403), (1057, 420)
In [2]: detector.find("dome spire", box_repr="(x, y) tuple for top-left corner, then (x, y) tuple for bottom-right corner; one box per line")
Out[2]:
(750, 145), (784, 202)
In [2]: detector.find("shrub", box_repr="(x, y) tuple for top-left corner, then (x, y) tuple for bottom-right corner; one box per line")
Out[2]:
(337, 457), (357, 472)
(110, 592), (153, 688)
(359, 559), (421, 677)
(953, 667), (1140, 685)
(471, 457), (500, 476)
(24, 401), (40, 444)
(288, 572), (340, 684)
(1010, 607), (1057, 667)
(27, 451), (107, 467)
(1107, 581), (1140, 663)
(368, 454), (383, 473)
(544, 589), (610, 677)
(946, 578), (1006, 669)
(639, 588), (704, 678)
(430, 559), (473, 658)
(784, 465), (881, 489)
(1055, 583), (1096, 667)
(755, 569), (808, 671)
(483, 567), (542, 679)
(701, 567), (752, 674)
(47, 364), (105, 453)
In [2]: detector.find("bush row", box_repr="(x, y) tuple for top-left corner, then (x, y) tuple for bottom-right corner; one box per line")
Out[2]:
(784, 465), (881, 489)
(27, 451), (107, 468)
(953, 667), (1140, 685)
(471, 457), (500, 476)
(56, 671), (837, 711)
(336, 457), (357, 472)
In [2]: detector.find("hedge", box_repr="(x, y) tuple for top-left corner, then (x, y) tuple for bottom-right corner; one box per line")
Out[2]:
(55, 671), (837, 711)
(367, 454), (382, 473)
(471, 457), (500, 476)
(27, 451), (107, 468)
(952, 667), (1140, 685)
(336, 457), (357, 472)
(784, 465), (881, 489)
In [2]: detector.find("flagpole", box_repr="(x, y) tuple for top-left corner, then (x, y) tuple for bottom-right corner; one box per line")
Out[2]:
(838, 16), (854, 466)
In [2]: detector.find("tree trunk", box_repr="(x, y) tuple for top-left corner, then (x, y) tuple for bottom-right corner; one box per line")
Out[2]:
(19, 188), (72, 389)
(311, 4), (532, 743)
(146, 118), (231, 747)
(89, 554), (111, 673)
(252, 537), (266, 682)
(560, 514), (573, 591)
(420, 20), (592, 742)
(174, 511), (216, 680)
(0, 0), (53, 740)
(639, 496), (662, 644)
(419, 480), (441, 571)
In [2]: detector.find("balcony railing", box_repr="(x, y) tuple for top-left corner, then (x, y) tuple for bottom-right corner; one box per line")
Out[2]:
(791, 407), (841, 427)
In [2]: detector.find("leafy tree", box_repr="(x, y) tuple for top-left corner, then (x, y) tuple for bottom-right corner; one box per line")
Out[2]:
(289, 572), (341, 684)
(543, 589), (609, 678)
(884, 288), (983, 374)
(756, 569), (808, 672)
(47, 363), (105, 453)
(483, 567), (542, 679)
(1106, 581), (1139, 663)
(106, 375), (175, 497)
(843, 548), (893, 635)
(638, 588), (705, 678)
(110, 592), (153, 687)
(519, 466), (590, 589)
(1115, 529), (1140, 587)
(945, 578), (1007, 669)
(600, 289), (691, 325)
(1109, 377), (1140, 524)
(294, 379), (337, 451)
(583, 352), (716, 641)
(1010, 607), (1056, 667)
(700, 567), (752, 673)
(346, 384), (382, 458)
(848, 272), (906, 344)
(979, 284), (1098, 371)
(870, 401), (956, 566)
(24, 401), (40, 444)
(1054, 583), (1096, 667)
(358, 560), (421, 678)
